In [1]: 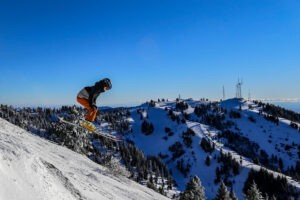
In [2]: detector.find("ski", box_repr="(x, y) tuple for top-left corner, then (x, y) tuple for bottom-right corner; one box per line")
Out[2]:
(58, 117), (122, 142)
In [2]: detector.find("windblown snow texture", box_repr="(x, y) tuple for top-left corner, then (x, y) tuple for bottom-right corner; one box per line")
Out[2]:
(0, 118), (170, 200)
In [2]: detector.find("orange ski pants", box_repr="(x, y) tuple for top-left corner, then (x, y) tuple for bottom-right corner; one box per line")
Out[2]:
(77, 97), (98, 122)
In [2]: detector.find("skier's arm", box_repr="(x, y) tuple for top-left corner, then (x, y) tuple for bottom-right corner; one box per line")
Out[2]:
(88, 81), (103, 109)
(89, 89), (101, 109)
(88, 94), (97, 109)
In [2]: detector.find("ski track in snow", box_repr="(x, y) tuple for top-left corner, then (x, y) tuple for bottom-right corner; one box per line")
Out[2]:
(0, 118), (170, 200)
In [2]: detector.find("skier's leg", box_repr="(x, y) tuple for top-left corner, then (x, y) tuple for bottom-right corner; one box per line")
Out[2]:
(77, 97), (97, 131)
(86, 109), (98, 122)
(77, 97), (94, 121)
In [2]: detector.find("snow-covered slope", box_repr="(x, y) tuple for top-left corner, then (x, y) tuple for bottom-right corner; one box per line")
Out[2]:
(124, 99), (300, 199)
(220, 99), (300, 170)
(0, 118), (170, 200)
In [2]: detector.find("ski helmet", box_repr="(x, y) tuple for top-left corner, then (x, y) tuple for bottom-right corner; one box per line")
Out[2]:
(102, 78), (112, 90)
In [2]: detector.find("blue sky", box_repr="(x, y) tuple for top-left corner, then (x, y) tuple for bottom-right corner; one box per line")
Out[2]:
(1, 0), (300, 106)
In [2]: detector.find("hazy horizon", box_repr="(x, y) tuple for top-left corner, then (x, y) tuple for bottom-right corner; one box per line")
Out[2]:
(4, 98), (300, 111)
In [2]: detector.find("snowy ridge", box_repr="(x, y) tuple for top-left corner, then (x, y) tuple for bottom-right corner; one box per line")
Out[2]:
(188, 120), (300, 183)
(188, 120), (300, 189)
(0, 118), (170, 200)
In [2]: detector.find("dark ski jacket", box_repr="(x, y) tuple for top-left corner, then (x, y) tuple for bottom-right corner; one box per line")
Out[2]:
(78, 81), (105, 108)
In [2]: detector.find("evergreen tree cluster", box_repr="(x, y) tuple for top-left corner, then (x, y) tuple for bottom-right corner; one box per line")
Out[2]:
(141, 120), (154, 135)
(177, 158), (191, 177)
(169, 141), (185, 161)
(194, 104), (210, 117)
(119, 143), (174, 193)
(215, 151), (240, 186)
(245, 181), (265, 200)
(166, 108), (184, 124)
(0, 105), (129, 154)
(214, 181), (231, 200)
(254, 101), (300, 123)
(285, 160), (300, 182)
(165, 127), (174, 136)
(258, 150), (269, 167)
(244, 168), (299, 200)
(259, 152), (289, 174)
(214, 180), (238, 200)
(182, 128), (196, 148)
(180, 176), (206, 200)
(229, 110), (242, 119)
(194, 102), (226, 117)
(148, 100), (157, 107)
(168, 109), (182, 124)
(0, 105), (92, 153)
(0, 105), (58, 132)
(101, 107), (132, 134)
(219, 130), (259, 160)
(176, 101), (189, 111)
(157, 98), (167, 103)
(262, 114), (279, 125)
(201, 114), (226, 131)
(220, 129), (299, 181)
(200, 137), (215, 153)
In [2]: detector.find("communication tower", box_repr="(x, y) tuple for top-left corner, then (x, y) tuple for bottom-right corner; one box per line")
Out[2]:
(236, 79), (243, 99)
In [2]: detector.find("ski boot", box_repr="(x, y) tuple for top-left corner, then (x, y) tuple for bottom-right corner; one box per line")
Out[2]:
(81, 120), (96, 132)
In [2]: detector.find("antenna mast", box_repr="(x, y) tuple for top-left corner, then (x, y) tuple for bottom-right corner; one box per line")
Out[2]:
(236, 79), (243, 99)
(248, 89), (251, 100)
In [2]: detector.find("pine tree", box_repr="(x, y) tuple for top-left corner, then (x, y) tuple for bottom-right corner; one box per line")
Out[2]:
(270, 195), (277, 200)
(230, 188), (238, 200)
(214, 181), (231, 200)
(278, 158), (284, 171)
(167, 175), (173, 190)
(245, 182), (264, 200)
(205, 155), (211, 166)
(267, 194), (279, 200)
(180, 176), (206, 200)
(214, 167), (221, 184)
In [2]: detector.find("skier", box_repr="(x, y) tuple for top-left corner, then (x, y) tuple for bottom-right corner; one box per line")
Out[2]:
(77, 78), (112, 131)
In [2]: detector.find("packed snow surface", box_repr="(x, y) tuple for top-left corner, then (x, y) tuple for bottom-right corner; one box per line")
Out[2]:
(0, 118), (170, 200)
